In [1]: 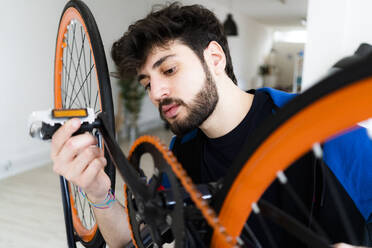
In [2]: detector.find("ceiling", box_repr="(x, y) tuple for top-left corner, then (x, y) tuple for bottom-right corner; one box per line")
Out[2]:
(212, 0), (308, 27)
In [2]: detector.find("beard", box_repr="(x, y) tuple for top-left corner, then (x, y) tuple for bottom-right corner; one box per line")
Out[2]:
(158, 65), (219, 136)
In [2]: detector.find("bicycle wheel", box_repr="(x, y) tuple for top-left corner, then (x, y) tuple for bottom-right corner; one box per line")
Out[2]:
(211, 51), (372, 247)
(54, 0), (115, 247)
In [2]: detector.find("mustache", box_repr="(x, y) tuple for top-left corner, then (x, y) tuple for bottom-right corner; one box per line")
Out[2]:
(158, 98), (186, 113)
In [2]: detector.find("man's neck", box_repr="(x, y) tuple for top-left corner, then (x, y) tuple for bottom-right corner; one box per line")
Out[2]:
(200, 78), (254, 138)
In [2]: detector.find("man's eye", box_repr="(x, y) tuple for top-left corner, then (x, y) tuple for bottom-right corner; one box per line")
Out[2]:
(164, 67), (176, 75)
(144, 83), (151, 91)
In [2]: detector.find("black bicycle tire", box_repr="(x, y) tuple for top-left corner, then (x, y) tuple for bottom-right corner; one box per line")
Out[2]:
(55, 0), (116, 247)
(212, 47), (372, 246)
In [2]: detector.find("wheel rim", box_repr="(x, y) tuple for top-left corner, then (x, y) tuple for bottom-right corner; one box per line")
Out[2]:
(54, 6), (101, 243)
(212, 77), (372, 247)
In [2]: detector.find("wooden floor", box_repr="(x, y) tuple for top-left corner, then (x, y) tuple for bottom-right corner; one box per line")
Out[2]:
(0, 127), (173, 247)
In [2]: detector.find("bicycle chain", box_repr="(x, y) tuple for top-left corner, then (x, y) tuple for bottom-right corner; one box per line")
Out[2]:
(127, 135), (238, 248)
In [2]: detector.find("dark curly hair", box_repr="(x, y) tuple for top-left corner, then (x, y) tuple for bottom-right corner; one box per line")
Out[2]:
(111, 2), (237, 84)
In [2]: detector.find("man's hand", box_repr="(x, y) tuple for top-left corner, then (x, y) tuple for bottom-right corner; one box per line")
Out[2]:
(51, 118), (111, 203)
(51, 118), (132, 247)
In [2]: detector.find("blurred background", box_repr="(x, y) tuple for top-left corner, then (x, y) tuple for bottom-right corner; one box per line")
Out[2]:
(1, 0), (372, 247)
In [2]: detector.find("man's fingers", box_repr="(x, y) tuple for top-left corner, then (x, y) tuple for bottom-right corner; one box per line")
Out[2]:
(64, 145), (102, 182)
(79, 156), (107, 189)
(57, 132), (98, 164)
(51, 118), (81, 158)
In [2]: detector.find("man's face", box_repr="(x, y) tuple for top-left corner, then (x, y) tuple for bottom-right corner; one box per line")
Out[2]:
(137, 41), (218, 135)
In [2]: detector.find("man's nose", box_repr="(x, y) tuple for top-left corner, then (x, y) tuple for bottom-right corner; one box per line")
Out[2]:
(150, 78), (170, 103)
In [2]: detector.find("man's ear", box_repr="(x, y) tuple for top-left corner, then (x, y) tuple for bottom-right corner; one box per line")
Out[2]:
(203, 41), (226, 76)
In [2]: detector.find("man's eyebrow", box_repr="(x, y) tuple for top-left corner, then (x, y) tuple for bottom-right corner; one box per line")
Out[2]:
(137, 54), (176, 82)
(152, 54), (175, 69)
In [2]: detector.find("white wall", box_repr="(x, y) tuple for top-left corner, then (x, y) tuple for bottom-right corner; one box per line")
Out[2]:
(0, 1), (66, 178)
(302, 0), (372, 131)
(228, 17), (273, 91)
(0, 0), (272, 179)
(0, 0), (153, 179)
(302, 0), (372, 90)
(272, 42), (304, 89)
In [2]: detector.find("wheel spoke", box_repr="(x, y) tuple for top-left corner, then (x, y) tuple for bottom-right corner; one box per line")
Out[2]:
(312, 146), (358, 244)
(70, 24), (88, 107)
(251, 202), (278, 248)
(89, 51), (92, 106)
(241, 223), (262, 248)
(62, 62), (83, 107)
(94, 90), (99, 112)
(65, 23), (76, 107)
(89, 205), (95, 228)
(74, 185), (88, 227)
(67, 23), (79, 107)
(72, 25), (88, 107)
(276, 170), (329, 240)
(62, 33), (68, 108)
(80, 26), (90, 107)
(258, 199), (330, 248)
(65, 30), (85, 107)
(69, 64), (94, 108)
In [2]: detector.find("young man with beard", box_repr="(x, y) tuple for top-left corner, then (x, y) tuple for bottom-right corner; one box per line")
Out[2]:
(51, 3), (371, 247)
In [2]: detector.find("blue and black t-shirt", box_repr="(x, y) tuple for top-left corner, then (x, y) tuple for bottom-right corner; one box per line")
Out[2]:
(201, 90), (274, 182)
(171, 89), (274, 183)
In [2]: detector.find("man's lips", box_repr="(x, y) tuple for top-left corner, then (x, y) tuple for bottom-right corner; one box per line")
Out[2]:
(162, 104), (180, 119)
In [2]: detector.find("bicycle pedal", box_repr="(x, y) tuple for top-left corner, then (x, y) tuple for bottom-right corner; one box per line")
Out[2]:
(28, 108), (97, 140)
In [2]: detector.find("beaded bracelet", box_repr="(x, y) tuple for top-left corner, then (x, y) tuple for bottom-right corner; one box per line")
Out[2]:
(78, 187), (116, 209)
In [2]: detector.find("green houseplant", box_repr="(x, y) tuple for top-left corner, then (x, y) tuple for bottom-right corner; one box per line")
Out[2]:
(116, 75), (146, 143)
